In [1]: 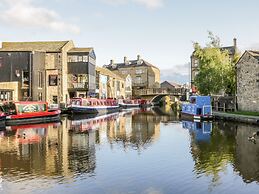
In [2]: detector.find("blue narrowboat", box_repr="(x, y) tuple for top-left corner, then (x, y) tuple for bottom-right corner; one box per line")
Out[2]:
(181, 96), (213, 121)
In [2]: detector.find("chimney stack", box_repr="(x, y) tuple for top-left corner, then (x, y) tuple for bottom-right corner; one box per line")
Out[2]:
(124, 56), (127, 63)
(233, 38), (237, 48)
(137, 55), (141, 61)
(110, 59), (114, 65)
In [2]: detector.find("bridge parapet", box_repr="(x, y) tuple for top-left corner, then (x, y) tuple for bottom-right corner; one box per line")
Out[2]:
(134, 88), (168, 96)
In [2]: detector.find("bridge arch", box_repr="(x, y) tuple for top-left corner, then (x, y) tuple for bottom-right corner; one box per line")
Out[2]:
(150, 94), (168, 104)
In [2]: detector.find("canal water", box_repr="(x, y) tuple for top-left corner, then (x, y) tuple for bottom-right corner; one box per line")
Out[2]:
(0, 107), (259, 194)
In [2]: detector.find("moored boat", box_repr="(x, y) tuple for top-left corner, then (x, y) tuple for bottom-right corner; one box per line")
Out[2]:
(181, 96), (213, 121)
(0, 112), (6, 128)
(67, 98), (121, 115)
(118, 99), (150, 109)
(2, 101), (61, 126)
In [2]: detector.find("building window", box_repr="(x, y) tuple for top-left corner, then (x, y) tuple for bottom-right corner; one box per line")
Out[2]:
(136, 69), (143, 74)
(122, 83), (124, 88)
(135, 76), (142, 84)
(116, 81), (120, 90)
(121, 70), (128, 74)
(78, 56), (83, 62)
(22, 71), (29, 88)
(38, 72), (43, 88)
(49, 75), (58, 86)
(38, 92), (42, 101)
(0, 57), (2, 67)
(53, 96), (58, 104)
(83, 56), (88, 62)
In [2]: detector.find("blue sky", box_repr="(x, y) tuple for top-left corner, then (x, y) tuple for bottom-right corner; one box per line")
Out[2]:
(0, 0), (259, 83)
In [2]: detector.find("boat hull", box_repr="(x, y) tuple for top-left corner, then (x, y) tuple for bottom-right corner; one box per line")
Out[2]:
(5, 111), (61, 126)
(180, 112), (213, 121)
(68, 105), (121, 115)
(0, 116), (6, 128)
(119, 103), (140, 109)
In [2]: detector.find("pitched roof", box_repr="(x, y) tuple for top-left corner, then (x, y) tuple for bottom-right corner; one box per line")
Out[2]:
(220, 46), (236, 56)
(161, 81), (181, 88)
(1, 41), (70, 52)
(96, 66), (124, 81)
(68, 47), (93, 53)
(247, 50), (259, 60)
(105, 59), (159, 70)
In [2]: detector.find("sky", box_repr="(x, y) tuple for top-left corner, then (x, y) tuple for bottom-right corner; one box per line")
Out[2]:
(1, 0), (259, 83)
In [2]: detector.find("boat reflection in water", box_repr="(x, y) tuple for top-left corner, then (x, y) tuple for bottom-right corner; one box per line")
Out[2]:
(182, 120), (212, 142)
(68, 112), (120, 133)
(6, 123), (60, 144)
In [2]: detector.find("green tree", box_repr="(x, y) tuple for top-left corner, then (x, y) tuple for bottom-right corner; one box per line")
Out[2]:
(193, 32), (239, 95)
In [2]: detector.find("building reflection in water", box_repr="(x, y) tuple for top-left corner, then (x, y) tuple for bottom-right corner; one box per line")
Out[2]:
(105, 109), (161, 150)
(0, 109), (163, 182)
(187, 121), (236, 187)
(188, 121), (259, 184)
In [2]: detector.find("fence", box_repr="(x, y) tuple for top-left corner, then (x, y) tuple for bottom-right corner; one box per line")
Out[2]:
(211, 95), (236, 112)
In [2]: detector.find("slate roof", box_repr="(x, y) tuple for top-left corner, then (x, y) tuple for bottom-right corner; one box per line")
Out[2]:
(105, 59), (159, 70)
(220, 46), (236, 56)
(247, 50), (259, 60)
(68, 47), (93, 53)
(1, 41), (70, 52)
(161, 81), (181, 88)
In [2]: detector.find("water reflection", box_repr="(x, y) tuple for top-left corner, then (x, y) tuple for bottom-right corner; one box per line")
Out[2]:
(1, 108), (259, 193)
(182, 121), (212, 142)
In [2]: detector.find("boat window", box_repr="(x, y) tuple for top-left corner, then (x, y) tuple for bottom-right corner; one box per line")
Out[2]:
(82, 100), (88, 106)
(17, 103), (47, 113)
(190, 98), (196, 104)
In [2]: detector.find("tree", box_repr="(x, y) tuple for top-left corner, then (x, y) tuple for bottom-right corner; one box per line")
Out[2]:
(193, 32), (239, 95)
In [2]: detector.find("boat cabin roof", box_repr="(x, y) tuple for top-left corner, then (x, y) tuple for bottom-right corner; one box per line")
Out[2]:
(190, 96), (211, 106)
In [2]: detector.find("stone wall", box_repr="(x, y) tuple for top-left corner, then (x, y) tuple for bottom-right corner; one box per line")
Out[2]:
(236, 52), (259, 111)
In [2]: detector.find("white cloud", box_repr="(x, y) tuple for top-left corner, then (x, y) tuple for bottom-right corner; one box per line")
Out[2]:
(133, 0), (164, 9)
(0, 0), (80, 34)
(103, 0), (164, 9)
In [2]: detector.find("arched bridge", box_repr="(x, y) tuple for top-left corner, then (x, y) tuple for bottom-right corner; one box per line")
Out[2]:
(134, 88), (185, 104)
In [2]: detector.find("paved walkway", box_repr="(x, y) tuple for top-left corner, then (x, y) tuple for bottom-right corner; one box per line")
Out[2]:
(213, 111), (259, 125)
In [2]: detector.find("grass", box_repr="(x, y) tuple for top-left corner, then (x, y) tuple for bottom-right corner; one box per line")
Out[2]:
(229, 111), (259, 117)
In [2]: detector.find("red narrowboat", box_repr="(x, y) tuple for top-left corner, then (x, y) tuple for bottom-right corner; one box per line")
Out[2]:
(2, 101), (61, 126)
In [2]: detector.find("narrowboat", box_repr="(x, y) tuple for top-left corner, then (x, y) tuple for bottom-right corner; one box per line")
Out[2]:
(118, 99), (150, 109)
(1, 101), (61, 126)
(67, 98), (121, 115)
(181, 96), (213, 121)
(0, 113), (5, 128)
(118, 99), (140, 109)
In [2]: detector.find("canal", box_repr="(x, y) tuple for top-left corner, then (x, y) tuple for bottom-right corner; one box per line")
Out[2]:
(0, 107), (259, 194)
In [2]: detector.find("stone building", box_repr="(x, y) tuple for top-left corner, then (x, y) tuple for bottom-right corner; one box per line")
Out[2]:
(0, 41), (96, 105)
(95, 66), (125, 99)
(104, 55), (160, 96)
(236, 50), (259, 112)
(190, 38), (237, 92)
(160, 81), (183, 94)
